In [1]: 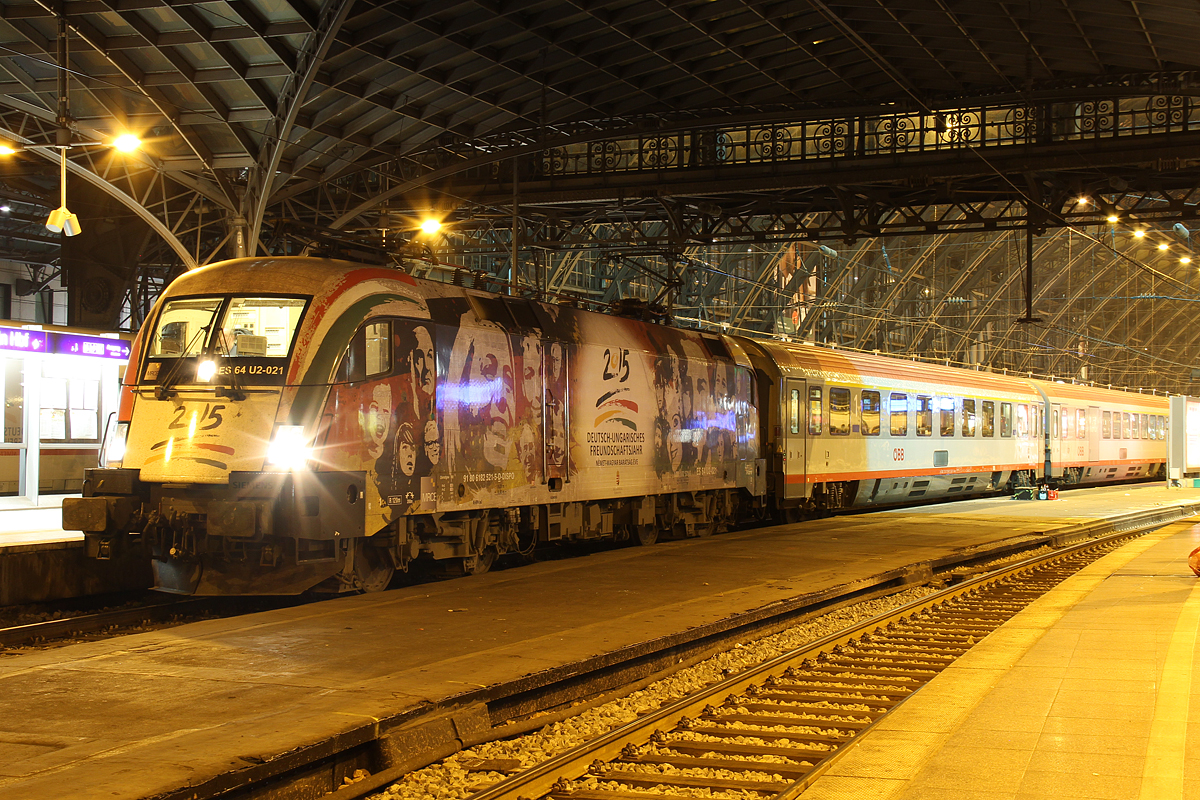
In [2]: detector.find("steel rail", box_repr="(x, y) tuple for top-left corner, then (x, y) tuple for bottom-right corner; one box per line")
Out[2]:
(462, 525), (1157, 800)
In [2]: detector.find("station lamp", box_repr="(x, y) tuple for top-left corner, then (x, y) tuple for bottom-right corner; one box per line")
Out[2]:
(45, 146), (81, 236)
(419, 218), (442, 235)
(44, 133), (141, 237)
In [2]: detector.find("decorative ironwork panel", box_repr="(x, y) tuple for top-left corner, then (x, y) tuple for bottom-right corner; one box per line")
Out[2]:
(589, 141), (626, 172)
(1078, 100), (1115, 135)
(812, 120), (850, 155)
(639, 136), (677, 168)
(753, 126), (793, 160)
(874, 116), (916, 151)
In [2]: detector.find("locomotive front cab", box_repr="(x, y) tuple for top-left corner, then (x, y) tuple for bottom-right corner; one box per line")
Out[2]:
(130, 293), (309, 481)
(65, 290), (338, 594)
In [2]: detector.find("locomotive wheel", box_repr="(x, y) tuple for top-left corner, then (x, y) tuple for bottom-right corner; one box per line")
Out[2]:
(633, 524), (658, 546)
(354, 544), (395, 593)
(461, 547), (497, 575)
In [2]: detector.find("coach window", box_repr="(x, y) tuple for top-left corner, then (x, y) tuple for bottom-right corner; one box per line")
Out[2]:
(938, 397), (955, 436)
(1052, 407), (1059, 438)
(829, 387), (851, 435)
(1131, 413), (1140, 439)
(1016, 404), (1029, 438)
(808, 387), (823, 435)
(1123, 412), (1131, 438)
(890, 393), (908, 436)
(1076, 408), (1087, 440)
(961, 398), (977, 437)
(916, 395), (933, 436)
(1102, 410), (1112, 439)
(1141, 413), (1149, 439)
(981, 400), (995, 436)
(861, 390), (881, 436)
(788, 388), (800, 434)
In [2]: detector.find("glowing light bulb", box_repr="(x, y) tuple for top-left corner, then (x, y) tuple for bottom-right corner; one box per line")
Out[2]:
(1158, 243), (1169, 251)
(1106, 215), (1119, 223)
(112, 134), (141, 153)
(1133, 229), (1145, 238)
(420, 218), (441, 235)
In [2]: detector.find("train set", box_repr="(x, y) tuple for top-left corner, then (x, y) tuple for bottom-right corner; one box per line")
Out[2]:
(62, 257), (1168, 595)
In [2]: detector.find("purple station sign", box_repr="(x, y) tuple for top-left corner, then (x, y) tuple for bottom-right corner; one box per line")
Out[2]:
(0, 327), (130, 361)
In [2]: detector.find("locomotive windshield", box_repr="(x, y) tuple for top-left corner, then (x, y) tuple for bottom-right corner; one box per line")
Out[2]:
(148, 296), (307, 360)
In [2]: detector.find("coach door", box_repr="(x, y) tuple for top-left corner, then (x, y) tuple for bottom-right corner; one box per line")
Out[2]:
(1087, 406), (1101, 462)
(783, 378), (807, 499)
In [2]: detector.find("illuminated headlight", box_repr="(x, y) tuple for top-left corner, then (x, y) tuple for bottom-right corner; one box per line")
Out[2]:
(267, 425), (311, 470)
(196, 359), (217, 382)
(104, 421), (129, 468)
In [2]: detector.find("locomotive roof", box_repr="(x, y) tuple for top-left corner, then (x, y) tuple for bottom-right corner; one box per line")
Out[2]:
(167, 256), (410, 299)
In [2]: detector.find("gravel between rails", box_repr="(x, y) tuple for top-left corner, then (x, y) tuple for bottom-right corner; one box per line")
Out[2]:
(364, 582), (947, 800)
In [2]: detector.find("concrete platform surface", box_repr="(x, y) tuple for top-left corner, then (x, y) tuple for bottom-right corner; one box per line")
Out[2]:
(0, 484), (1197, 799)
(0, 495), (79, 549)
(799, 516), (1200, 800)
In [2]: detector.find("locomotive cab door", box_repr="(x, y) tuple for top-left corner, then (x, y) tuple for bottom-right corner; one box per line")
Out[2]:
(783, 378), (807, 499)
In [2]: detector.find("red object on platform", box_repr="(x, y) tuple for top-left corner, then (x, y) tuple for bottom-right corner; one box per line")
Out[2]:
(1189, 546), (1200, 577)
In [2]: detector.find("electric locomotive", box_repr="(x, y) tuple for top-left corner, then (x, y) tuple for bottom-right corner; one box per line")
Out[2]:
(64, 257), (763, 594)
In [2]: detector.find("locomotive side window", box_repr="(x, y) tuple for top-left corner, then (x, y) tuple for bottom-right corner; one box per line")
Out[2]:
(861, 390), (881, 436)
(364, 321), (391, 377)
(981, 400), (995, 436)
(938, 397), (955, 436)
(1102, 410), (1112, 439)
(807, 387), (823, 435)
(889, 393), (908, 436)
(1000, 402), (1013, 437)
(789, 388), (800, 434)
(961, 399), (977, 437)
(829, 387), (850, 435)
(916, 395), (932, 436)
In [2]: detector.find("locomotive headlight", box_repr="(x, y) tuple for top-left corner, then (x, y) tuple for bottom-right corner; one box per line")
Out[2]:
(196, 359), (217, 382)
(103, 421), (129, 468)
(267, 425), (311, 470)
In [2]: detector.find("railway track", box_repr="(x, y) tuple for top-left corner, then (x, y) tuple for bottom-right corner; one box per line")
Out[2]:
(413, 528), (1140, 800)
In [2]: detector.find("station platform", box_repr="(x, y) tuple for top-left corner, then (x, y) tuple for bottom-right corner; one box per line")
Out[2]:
(0, 484), (1198, 799)
(799, 516), (1200, 800)
(0, 494), (80, 548)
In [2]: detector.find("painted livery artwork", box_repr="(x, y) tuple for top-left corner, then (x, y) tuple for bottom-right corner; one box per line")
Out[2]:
(317, 292), (753, 519)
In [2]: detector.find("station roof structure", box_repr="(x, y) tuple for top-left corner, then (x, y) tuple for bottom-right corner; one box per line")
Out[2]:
(2, 0), (1200, 391)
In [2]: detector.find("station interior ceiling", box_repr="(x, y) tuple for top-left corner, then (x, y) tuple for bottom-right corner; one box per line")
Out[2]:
(1, 0), (1200, 393)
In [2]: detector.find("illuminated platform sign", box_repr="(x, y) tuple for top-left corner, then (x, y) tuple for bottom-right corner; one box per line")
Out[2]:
(0, 328), (129, 360)
(50, 332), (130, 361)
